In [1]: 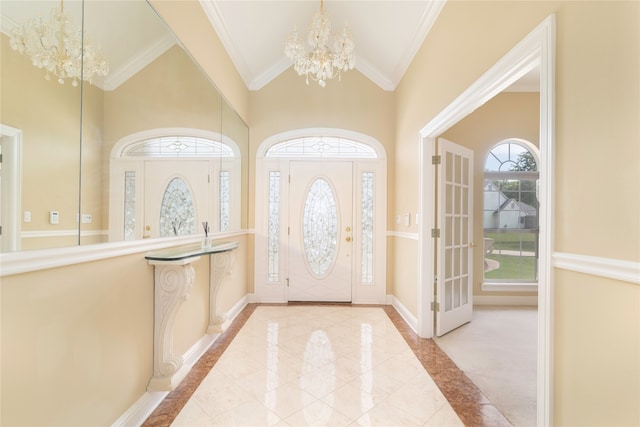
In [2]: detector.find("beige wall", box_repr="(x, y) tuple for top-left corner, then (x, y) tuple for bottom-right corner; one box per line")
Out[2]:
(394, 1), (639, 425)
(442, 91), (540, 297)
(0, 235), (248, 426)
(1, 34), (82, 248)
(149, 0), (249, 124)
(1, 253), (154, 425)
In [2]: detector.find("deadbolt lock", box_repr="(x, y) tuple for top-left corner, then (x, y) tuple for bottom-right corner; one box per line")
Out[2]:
(346, 226), (351, 232)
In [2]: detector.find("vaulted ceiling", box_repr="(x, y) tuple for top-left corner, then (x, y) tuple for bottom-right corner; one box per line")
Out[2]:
(200, 0), (446, 91)
(1, 0), (538, 93)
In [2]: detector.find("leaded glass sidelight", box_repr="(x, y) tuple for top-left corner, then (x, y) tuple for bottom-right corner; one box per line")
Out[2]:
(159, 177), (196, 237)
(268, 172), (280, 282)
(303, 178), (338, 277)
(219, 171), (230, 231)
(361, 172), (374, 284)
(124, 171), (136, 240)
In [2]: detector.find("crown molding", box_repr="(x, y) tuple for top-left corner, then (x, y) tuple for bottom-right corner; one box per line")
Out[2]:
(102, 34), (176, 91)
(390, 0), (446, 89)
(199, 0), (253, 87)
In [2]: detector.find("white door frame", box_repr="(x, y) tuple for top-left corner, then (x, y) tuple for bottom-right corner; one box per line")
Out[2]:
(417, 15), (555, 426)
(0, 124), (23, 252)
(254, 128), (387, 305)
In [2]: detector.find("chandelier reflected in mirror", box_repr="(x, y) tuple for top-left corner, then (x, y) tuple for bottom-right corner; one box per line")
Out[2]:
(9, 0), (109, 87)
(284, 0), (355, 87)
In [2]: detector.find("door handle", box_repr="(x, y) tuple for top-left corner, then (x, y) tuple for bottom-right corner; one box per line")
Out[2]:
(345, 236), (352, 242)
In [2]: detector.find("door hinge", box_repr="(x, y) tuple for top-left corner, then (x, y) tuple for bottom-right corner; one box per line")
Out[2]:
(0, 153), (3, 163)
(288, 226), (290, 235)
(288, 174), (291, 183)
(431, 301), (440, 312)
(432, 155), (441, 165)
(431, 228), (440, 238)
(208, 174), (210, 183)
(286, 278), (290, 287)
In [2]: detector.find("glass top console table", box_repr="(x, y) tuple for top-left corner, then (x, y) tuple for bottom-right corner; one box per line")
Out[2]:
(145, 240), (239, 391)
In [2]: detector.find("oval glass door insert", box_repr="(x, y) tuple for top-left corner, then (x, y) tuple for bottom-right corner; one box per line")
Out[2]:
(303, 178), (338, 277)
(159, 177), (196, 236)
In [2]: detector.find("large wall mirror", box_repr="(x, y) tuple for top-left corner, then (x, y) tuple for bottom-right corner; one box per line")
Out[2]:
(0, 0), (249, 252)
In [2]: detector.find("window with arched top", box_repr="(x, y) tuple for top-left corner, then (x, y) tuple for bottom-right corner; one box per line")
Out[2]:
(110, 129), (241, 242)
(266, 136), (378, 158)
(483, 140), (539, 284)
(122, 136), (235, 158)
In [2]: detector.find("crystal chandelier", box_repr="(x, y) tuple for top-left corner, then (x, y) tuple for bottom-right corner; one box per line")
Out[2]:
(284, 0), (355, 87)
(9, 0), (108, 87)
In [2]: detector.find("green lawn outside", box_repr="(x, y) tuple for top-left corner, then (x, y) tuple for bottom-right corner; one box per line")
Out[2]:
(485, 231), (537, 252)
(485, 254), (537, 280)
(484, 231), (538, 280)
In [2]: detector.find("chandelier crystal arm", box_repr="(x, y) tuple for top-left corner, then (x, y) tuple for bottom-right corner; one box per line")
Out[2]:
(284, 0), (355, 87)
(9, 0), (109, 86)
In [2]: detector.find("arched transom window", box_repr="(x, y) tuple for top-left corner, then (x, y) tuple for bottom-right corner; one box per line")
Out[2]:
(266, 136), (377, 158)
(122, 136), (234, 158)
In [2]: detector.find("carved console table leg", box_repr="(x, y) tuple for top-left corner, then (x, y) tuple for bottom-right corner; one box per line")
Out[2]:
(147, 258), (198, 391)
(207, 250), (236, 333)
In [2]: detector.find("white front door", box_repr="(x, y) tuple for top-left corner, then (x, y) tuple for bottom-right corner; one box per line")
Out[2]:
(288, 161), (353, 302)
(436, 138), (474, 336)
(144, 160), (211, 239)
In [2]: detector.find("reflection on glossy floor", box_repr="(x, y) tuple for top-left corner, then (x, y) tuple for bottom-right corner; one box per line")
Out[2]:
(143, 304), (512, 426)
(434, 306), (537, 427)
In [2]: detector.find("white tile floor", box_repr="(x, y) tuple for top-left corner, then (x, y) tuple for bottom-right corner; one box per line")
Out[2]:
(172, 305), (464, 426)
(434, 306), (537, 427)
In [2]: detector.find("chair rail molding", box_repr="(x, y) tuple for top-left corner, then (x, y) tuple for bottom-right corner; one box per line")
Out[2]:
(553, 252), (640, 285)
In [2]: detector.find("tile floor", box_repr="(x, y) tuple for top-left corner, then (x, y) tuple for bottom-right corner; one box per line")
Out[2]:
(142, 304), (512, 426)
(434, 306), (537, 427)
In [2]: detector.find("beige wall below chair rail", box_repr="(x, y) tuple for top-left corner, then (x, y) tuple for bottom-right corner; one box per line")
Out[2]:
(0, 233), (248, 426)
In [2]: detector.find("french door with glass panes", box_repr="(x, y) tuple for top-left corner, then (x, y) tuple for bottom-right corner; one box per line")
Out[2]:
(436, 138), (474, 336)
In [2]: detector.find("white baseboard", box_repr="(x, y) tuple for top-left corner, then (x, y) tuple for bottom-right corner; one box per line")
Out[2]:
(226, 294), (249, 323)
(111, 391), (169, 427)
(474, 295), (538, 306)
(390, 296), (418, 333)
(112, 294), (248, 427)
